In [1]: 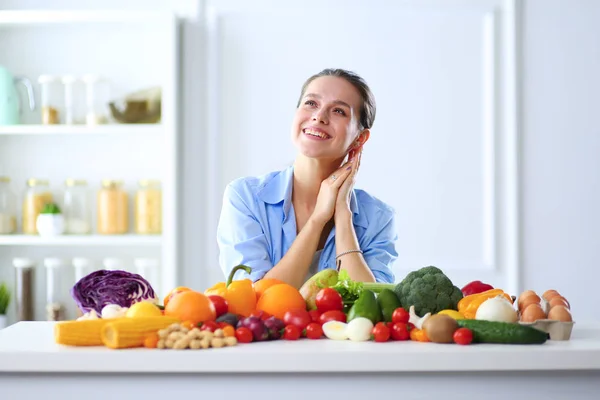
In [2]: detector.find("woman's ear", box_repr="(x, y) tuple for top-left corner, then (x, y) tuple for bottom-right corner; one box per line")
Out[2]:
(354, 129), (370, 148)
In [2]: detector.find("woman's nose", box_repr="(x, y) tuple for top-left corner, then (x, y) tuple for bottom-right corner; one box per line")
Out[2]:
(312, 111), (328, 124)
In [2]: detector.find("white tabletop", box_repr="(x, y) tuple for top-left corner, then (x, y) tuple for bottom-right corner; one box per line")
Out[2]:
(1, 321), (600, 373)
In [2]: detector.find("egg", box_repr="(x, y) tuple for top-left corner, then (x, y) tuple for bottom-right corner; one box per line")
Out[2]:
(517, 290), (536, 308)
(520, 303), (547, 322)
(322, 321), (349, 341)
(519, 293), (541, 312)
(542, 289), (560, 301)
(548, 305), (573, 322)
(548, 296), (570, 310)
(346, 318), (374, 342)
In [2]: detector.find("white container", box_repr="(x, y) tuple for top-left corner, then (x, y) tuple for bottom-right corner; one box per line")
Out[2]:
(82, 74), (109, 125)
(103, 257), (124, 272)
(36, 213), (65, 236)
(38, 75), (61, 124)
(63, 179), (91, 234)
(12, 258), (35, 321)
(72, 257), (94, 283)
(44, 257), (65, 321)
(134, 258), (159, 292)
(0, 315), (7, 330)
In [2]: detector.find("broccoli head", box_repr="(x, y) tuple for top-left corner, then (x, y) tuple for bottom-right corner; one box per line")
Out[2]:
(394, 265), (463, 316)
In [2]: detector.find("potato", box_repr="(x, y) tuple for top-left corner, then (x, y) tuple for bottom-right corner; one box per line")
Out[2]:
(422, 314), (459, 343)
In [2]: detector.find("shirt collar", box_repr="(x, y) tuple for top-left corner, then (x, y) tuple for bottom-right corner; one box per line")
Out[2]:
(257, 164), (367, 228)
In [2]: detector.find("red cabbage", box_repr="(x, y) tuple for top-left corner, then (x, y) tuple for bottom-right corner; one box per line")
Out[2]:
(71, 269), (158, 315)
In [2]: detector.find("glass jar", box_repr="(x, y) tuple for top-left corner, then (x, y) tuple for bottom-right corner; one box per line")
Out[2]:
(63, 179), (91, 234)
(38, 75), (61, 125)
(44, 258), (65, 321)
(0, 176), (17, 234)
(134, 258), (159, 289)
(22, 179), (53, 235)
(103, 257), (124, 272)
(72, 257), (94, 317)
(82, 74), (109, 125)
(134, 180), (162, 234)
(97, 180), (128, 234)
(13, 258), (35, 321)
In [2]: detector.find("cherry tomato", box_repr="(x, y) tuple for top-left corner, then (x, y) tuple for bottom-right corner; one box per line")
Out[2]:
(372, 324), (391, 342)
(319, 310), (347, 324)
(283, 324), (301, 340)
(250, 310), (272, 321)
(315, 288), (344, 313)
(391, 307), (410, 324)
(207, 295), (228, 318)
(308, 309), (322, 323)
(390, 322), (410, 341)
(305, 322), (324, 339)
(200, 320), (218, 332)
(222, 325), (235, 337)
(283, 309), (312, 330)
(235, 327), (253, 343)
(453, 328), (473, 345)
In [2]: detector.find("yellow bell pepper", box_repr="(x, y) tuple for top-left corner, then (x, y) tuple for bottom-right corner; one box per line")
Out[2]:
(205, 265), (257, 317)
(458, 288), (513, 319)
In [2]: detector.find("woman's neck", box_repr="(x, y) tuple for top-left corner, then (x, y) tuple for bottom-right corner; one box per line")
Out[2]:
(292, 155), (343, 209)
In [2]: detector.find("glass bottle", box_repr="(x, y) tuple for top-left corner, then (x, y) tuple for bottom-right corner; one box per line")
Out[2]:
(97, 180), (128, 234)
(44, 258), (65, 321)
(0, 176), (17, 234)
(38, 75), (61, 124)
(63, 179), (91, 234)
(72, 257), (94, 318)
(13, 258), (35, 321)
(82, 74), (109, 125)
(22, 179), (53, 235)
(134, 180), (162, 234)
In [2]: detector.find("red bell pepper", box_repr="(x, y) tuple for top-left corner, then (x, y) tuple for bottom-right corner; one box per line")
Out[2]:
(461, 280), (494, 296)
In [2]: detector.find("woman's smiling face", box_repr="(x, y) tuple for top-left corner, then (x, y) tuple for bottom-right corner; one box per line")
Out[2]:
(291, 76), (364, 161)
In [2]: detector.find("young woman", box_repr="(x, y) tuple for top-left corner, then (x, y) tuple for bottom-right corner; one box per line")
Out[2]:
(217, 68), (398, 288)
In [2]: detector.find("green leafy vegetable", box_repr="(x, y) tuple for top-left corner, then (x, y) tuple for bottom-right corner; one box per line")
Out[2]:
(41, 203), (61, 214)
(0, 282), (11, 315)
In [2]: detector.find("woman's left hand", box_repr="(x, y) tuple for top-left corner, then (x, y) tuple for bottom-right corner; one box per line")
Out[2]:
(335, 146), (362, 219)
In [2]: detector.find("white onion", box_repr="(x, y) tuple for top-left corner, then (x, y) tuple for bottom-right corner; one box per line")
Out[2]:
(475, 295), (518, 323)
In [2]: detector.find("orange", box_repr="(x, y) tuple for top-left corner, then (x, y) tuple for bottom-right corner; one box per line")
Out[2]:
(164, 290), (216, 324)
(255, 283), (306, 320)
(253, 278), (284, 301)
(163, 286), (192, 307)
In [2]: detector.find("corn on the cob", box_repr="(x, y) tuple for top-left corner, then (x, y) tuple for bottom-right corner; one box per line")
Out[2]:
(54, 319), (112, 346)
(102, 316), (180, 349)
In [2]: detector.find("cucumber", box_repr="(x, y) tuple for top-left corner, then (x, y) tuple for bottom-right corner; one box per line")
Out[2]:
(457, 319), (548, 344)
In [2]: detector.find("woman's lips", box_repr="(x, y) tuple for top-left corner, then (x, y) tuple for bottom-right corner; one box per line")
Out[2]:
(303, 127), (331, 140)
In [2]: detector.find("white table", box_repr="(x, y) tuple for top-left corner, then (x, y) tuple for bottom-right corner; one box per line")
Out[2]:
(1, 321), (600, 399)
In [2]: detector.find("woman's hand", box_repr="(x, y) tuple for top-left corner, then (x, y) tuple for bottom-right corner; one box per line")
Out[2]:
(335, 146), (362, 220)
(309, 159), (354, 226)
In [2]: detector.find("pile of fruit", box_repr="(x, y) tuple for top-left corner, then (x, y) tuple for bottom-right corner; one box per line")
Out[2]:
(54, 264), (574, 349)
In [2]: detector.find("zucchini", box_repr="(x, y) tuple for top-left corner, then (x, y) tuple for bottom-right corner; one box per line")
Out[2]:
(457, 319), (547, 344)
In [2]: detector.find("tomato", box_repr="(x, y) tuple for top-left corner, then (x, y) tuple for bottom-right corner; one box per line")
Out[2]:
(372, 324), (390, 342)
(250, 310), (272, 321)
(453, 328), (473, 345)
(235, 327), (253, 343)
(199, 320), (218, 332)
(207, 295), (228, 317)
(283, 324), (301, 340)
(308, 309), (322, 323)
(391, 307), (410, 324)
(305, 322), (323, 340)
(390, 322), (410, 341)
(315, 288), (344, 313)
(283, 309), (312, 330)
(319, 310), (347, 324)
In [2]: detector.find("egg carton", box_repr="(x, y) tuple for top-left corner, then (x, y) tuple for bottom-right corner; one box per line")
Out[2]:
(518, 319), (575, 341)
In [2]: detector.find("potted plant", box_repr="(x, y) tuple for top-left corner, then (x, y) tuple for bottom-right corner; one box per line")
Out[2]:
(0, 282), (10, 329)
(36, 202), (65, 236)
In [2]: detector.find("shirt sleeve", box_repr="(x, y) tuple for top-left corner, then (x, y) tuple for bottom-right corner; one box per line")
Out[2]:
(216, 182), (273, 282)
(361, 210), (398, 283)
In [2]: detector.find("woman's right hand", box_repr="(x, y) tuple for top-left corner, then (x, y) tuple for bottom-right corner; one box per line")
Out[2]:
(309, 160), (354, 226)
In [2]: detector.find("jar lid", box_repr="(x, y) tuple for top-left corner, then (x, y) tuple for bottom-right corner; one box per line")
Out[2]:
(103, 258), (123, 270)
(101, 179), (123, 188)
(0, 176), (9, 183)
(134, 258), (159, 268)
(138, 179), (161, 188)
(38, 75), (58, 84)
(27, 178), (49, 187)
(13, 258), (35, 269)
(61, 75), (77, 84)
(65, 178), (88, 187)
(72, 257), (92, 268)
(44, 257), (64, 269)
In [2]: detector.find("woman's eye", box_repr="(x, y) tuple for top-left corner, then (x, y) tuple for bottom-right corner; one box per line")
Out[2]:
(305, 100), (317, 107)
(333, 108), (346, 116)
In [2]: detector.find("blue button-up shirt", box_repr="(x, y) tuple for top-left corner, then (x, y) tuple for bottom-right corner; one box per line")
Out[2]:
(217, 165), (398, 283)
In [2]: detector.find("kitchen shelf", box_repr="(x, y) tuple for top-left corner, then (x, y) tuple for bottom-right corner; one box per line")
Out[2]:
(0, 124), (163, 136)
(0, 234), (162, 246)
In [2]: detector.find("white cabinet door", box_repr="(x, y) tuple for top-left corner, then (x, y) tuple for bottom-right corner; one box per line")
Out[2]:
(203, 0), (518, 291)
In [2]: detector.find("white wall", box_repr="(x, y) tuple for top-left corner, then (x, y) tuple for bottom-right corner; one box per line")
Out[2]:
(1, 0), (598, 321)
